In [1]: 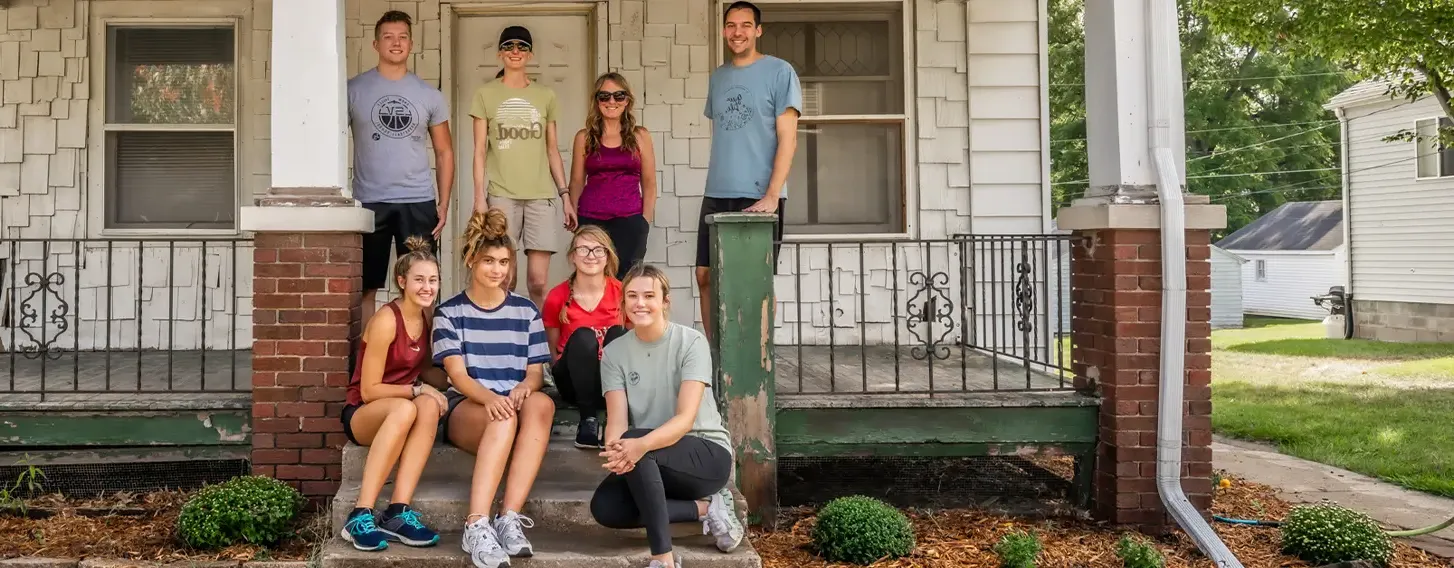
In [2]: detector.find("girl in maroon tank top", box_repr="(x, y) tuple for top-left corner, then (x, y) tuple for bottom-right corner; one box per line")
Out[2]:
(338, 236), (448, 551)
(565, 72), (658, 280)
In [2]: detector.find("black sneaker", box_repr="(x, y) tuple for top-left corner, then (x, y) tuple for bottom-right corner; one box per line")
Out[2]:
(575, 417), (602, 449)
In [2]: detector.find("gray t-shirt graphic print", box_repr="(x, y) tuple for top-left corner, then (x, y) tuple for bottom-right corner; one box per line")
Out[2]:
(347, 69), (449, 204)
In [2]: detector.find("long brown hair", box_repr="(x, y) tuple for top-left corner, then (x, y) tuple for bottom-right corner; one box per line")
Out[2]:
(460, 208), (514, 274)
(559, 225), (621, 325)
(585, 72), (641, 157)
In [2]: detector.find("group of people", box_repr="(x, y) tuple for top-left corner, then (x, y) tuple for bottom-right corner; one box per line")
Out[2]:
(337, 2), (799, 568)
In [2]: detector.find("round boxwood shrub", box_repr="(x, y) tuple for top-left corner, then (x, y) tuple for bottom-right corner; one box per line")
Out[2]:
(1280, 502), (1393, 566)
(178, 475), (305, 549)
(810, 495), (915, 565)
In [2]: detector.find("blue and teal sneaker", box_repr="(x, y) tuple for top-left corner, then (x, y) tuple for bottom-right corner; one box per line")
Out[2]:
(377, 503), (440, 547)
(340, 507), (388, 551)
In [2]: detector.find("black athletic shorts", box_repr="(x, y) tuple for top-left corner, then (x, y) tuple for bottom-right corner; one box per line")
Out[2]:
(693, 196), (785, 269)
(362, 200), (439, 291)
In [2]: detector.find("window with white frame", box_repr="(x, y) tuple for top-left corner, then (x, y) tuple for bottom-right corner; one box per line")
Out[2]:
(748, 3), (907, 235)
(104, 25), (237, 230)
(1414, 116), (1454, 179)
(1254, 259), (1266, 282)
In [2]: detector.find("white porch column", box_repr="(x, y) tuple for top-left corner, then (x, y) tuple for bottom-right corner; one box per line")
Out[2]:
(241, 0), (368, 229)
(1079, 0), (1187, 203)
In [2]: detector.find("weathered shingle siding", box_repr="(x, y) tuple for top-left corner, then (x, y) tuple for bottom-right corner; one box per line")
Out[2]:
(1344, 96), (1454, 306)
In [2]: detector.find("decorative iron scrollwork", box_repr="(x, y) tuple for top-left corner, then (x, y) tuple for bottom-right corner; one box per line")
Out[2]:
(906, 270), (955, 361)
(17, 270), (68, 360)
(1013, 249), (1036, 337)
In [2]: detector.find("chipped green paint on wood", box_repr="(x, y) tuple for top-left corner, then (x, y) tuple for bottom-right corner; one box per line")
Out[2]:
(707, 212), (779, 529)
(776, 406), (1099, 447)
(0, 410), (252, 447)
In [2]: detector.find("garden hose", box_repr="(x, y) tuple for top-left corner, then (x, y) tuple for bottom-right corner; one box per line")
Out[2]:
(1212, 513), (1454, 537)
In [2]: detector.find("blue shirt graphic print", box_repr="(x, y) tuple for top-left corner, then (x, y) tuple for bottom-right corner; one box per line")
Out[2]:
(431, 291), (550, 396)
(703, 55), (803, 200)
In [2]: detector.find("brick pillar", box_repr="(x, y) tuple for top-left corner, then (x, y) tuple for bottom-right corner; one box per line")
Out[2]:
(1068, 226), (1214, 530)
(250, 232), (363, 501)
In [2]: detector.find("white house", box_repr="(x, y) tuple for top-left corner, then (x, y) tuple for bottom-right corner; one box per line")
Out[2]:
(1325, 77), (1454, 342)
(1217, 200), (1345, 321)
(1209, 245), (1245, 328)
(0, 0), (1171, 357)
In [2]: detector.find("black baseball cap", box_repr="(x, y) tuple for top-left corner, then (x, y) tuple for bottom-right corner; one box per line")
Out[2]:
(499, 25), (532, 47)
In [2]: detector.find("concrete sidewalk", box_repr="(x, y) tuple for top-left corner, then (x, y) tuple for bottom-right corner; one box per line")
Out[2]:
(1214, 436), (1454, 559)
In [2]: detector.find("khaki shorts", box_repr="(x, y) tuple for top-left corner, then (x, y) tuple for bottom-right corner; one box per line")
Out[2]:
(487, 195), (563, 253)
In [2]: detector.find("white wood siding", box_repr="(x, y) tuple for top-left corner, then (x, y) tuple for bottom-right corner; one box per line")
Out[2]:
(1210, 247), (1244, 328)
(1232, 249), (1342, 320)
(1344, 96), (1454, 306)
(0, 0), (1052, 351)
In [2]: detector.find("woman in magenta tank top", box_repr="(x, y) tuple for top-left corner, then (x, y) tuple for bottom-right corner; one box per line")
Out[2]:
(565, 72), (657, 279)
(337, 237), (449, 551)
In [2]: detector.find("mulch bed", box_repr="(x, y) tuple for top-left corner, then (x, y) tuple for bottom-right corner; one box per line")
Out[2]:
(0, 491), (323, 562)
(752, 474), (1451, 567)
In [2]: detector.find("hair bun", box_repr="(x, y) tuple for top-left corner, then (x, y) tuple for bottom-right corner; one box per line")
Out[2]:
(465, 208), (510, 241)
(403, 235), (433, 254)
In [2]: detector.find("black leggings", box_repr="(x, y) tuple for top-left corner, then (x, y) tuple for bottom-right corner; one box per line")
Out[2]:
(579, 214), (649, 280)
(553, 325), (627, 420)
(589, 429), (733, 555)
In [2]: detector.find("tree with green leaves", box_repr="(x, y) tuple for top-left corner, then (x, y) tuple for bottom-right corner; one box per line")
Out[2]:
(1050, 0), (1356, 236)
(1200, 0), (1454, 143)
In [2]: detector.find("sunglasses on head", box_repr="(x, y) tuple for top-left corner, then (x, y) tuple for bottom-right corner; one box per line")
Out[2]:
(595, 90), (629, 102)
(500, 41), (531, 52)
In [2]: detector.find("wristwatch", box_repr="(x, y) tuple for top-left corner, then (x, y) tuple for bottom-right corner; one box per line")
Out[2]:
(412, 384), (422, 398)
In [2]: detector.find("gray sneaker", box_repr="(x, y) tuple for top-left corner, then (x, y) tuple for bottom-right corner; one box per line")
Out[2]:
(702, 487), (744, 552)
(646, 558), (683, 568)
(462, 517), (509, 568)
(493, 510), (535, 557)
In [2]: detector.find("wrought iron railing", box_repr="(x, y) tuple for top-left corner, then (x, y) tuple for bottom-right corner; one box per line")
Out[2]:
(772, 234), (1076, 396)
(1, 238), (254, 399)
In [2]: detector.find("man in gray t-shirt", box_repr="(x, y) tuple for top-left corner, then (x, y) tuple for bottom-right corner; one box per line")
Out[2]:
(346, 10), (455, 322)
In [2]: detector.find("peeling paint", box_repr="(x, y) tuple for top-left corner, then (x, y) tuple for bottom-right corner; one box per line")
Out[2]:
(198, 412), (213, 428)
(759, 298), (771, 369)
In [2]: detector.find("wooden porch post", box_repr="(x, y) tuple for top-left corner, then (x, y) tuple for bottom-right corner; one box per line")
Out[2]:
(707, 212), (778, 529)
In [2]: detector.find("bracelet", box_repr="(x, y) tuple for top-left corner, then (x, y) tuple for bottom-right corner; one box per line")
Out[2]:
(411, 384), (422, 398)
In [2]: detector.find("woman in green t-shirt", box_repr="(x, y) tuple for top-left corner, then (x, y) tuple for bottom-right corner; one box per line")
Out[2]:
(589, 264), (745, 568)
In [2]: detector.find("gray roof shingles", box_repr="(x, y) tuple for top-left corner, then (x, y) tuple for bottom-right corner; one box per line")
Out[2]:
(1216, 200), (1345, 251)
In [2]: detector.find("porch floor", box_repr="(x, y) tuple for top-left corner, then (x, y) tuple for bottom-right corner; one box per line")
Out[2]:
(2, 346), (1088, 408)
(1, 350), (251, 407)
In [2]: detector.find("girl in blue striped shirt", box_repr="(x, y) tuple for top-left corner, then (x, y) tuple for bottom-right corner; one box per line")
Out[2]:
(432, 208), (554, 568)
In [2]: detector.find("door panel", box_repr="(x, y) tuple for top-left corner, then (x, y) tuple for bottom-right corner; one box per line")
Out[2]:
(445, 12), (595, 297)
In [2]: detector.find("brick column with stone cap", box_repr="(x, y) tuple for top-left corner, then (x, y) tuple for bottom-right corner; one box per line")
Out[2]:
(1057, 198), (1225, 531)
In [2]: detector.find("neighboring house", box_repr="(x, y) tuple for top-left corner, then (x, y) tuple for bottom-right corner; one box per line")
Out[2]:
(1217, 200), (1346, 321)
(1209, 246), (1247, 329)
(1325, 77), (1454, 341)
(0, 0), (1059, 352)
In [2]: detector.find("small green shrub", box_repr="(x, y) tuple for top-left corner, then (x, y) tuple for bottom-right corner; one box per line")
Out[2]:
(177, 475), (304, 549)
(1116, 534), (1165, 568)
(994, 530), (1042, 568)
(809, 495), (915, 565)
(1280, 502), (1393, 566)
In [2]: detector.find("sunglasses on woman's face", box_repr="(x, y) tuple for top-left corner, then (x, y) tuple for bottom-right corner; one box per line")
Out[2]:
(500, 41), (531, 53)
(595, 90), (629, 103)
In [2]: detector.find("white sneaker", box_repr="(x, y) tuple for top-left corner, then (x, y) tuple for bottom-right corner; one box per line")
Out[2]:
(492, 510), (536, 557)
(702, 487), (744, 552)
(462, 517), (510, 568)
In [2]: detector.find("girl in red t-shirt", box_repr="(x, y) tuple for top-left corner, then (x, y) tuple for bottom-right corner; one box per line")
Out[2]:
(339, 236), (449, 551)
(544, 225), (628, 449)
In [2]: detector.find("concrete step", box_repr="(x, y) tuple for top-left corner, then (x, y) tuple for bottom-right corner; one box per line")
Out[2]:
(321, 527), (760, 568)
(342, 438), (605, 485)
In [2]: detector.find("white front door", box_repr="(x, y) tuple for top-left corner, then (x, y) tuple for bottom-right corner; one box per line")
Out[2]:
(443, 8), (601, 296)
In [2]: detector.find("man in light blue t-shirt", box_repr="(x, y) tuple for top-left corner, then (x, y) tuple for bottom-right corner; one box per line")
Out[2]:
(695, 0), (802, 336)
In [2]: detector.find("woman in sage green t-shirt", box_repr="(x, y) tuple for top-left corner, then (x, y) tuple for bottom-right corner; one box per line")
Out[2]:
(589, 264), (744, 568)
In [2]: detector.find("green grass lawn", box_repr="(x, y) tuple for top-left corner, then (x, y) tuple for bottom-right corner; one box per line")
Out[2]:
(1213, 316), (1454, 497)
